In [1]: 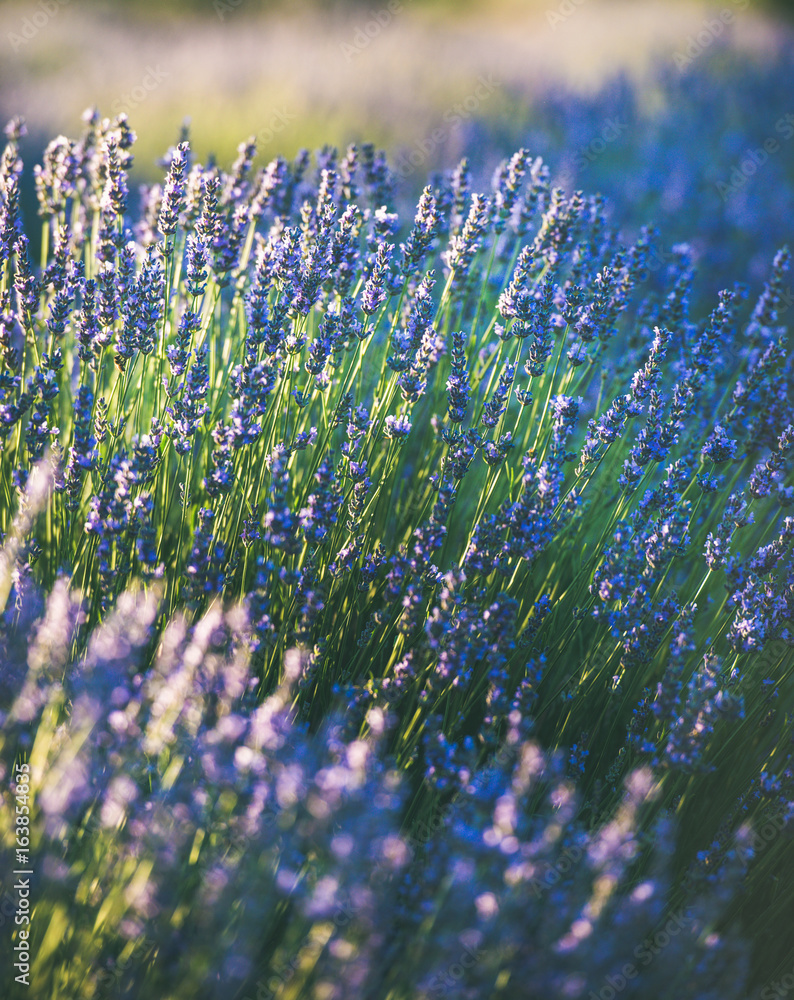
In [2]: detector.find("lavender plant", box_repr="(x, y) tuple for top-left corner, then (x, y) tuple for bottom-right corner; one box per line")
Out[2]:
(0, 590), (753, 999)
(0, 109), (792, 997)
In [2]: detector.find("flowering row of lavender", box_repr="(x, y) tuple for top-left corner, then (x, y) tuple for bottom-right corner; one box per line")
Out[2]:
(0, 110), (792, 997)
(509, 43), (794, 296)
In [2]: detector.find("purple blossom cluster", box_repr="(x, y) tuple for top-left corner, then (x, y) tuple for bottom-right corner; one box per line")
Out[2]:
(0, 591), (755, 999)
(0, 104), (793, 998)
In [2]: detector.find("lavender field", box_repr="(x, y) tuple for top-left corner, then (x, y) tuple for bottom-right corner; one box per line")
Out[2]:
(0, 2), (793, 998)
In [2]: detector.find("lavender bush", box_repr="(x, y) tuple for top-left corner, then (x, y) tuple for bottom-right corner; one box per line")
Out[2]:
(0, 106), (792, 997)
(469, 43), (794, 294)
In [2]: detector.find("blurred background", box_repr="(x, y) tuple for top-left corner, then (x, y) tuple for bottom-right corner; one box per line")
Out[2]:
(1, 0), (793, 286)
